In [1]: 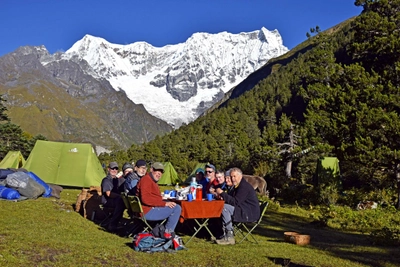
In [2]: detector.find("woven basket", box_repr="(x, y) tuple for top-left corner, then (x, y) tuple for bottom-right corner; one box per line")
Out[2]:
(284, 231), (310, 245)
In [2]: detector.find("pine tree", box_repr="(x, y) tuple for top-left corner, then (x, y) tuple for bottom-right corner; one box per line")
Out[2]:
(0, 95), (10, 122)
(351, 0), (400, 208)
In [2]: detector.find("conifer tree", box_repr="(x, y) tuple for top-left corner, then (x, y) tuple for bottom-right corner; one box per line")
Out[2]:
(351, 0), (400, 208)
(0, 95), (9, 122)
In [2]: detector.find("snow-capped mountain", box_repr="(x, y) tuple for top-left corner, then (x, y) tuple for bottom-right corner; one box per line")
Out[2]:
(62, 27), (289, 127)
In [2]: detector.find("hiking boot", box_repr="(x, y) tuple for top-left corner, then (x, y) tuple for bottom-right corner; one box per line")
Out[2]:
(216, 230), (235, 245)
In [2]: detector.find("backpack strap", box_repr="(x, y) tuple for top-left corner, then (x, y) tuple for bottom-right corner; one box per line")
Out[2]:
(149, 239), (173, 253)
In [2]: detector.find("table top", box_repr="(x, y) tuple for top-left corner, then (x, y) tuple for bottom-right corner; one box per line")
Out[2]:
(174, 199), (224, 221)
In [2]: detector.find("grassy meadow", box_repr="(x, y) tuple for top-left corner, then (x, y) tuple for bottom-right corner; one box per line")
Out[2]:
(1, 189), (399, 267)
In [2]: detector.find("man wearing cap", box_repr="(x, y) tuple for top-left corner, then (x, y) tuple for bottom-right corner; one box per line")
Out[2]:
(124, 159), (147, 195)
(205, 163), (219, 194)
(101, 162), (126, 232)
(136, 162), (182, 238)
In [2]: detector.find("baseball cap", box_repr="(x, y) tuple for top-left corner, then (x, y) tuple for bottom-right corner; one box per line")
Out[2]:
(151, 162), (164, 172)
(108, 162), (118, 169)
(195, 168), (205, 174)
(205, 163), (216, 171)
(135, 159), (147, 168)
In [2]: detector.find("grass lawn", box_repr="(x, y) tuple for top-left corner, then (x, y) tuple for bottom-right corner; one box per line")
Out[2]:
(0, 189), (399, 267)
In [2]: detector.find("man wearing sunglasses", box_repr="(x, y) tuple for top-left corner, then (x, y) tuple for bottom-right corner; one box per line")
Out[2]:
(101, 162), (126, 232)
(205, 163), (219, 194)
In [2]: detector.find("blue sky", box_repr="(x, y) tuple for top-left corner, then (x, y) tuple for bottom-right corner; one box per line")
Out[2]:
(0, 0), (361, 56)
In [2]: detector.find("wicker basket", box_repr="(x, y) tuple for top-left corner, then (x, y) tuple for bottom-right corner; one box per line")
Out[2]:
(284, 231), (310, 245)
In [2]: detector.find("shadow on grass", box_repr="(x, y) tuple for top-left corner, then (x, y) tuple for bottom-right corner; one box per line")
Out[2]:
(257, 210), (400, 267)
(267, 257), (314, 267)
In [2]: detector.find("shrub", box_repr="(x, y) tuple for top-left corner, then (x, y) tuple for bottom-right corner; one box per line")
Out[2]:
(258, 195), (280, 211)
(313, 205), (400, 234)
(370, 226), (400, 246)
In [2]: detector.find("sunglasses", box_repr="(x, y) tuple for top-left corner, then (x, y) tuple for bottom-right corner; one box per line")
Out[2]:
(110, 167), (118, 170)
(206, 170), (214, 173)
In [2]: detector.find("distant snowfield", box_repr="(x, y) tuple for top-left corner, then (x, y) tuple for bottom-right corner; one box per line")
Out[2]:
(63, 27), (289, 128)
(110, 74), (242, 127)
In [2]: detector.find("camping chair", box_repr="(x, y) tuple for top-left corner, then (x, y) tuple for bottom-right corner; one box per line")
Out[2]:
(233, 201), (269, 244)
(120, 193), (141, 236)
(92, 204), (114, 227)
(121, 193), (166, 235)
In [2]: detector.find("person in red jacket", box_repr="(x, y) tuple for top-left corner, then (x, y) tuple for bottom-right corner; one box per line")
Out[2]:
(205, 163), (219, 193)
(136, 162), (181, 238)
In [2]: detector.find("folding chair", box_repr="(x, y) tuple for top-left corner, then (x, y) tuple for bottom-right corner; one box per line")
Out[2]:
(121, 193), (166, 235)
(121, 193), (141, 236)
(92, 204), (114, 227)
(234, 201), (269, 244)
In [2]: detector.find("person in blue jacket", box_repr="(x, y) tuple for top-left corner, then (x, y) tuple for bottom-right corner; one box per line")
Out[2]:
(124, 159), (147, 195)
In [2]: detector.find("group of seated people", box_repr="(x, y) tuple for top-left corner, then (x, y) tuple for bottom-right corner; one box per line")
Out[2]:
(100, 161), (260, 245)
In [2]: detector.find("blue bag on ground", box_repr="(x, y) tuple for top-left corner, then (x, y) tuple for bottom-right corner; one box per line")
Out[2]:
(0, 169), (15, 180)
(27, 172), (52, 197)
(133, 232), (173, 253)
(5, 172), (45, 199)
(0, 185), (20, 200)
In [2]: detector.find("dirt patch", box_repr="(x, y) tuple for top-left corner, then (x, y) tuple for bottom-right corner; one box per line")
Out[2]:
(0, 234), (7, 244)
(14, 246), (70, 265)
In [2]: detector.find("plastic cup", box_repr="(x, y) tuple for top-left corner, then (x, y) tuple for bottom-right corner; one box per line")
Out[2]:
(207, 193), (214, 201)
(170, 190), (176, 197)
(187, 193), (193, 202)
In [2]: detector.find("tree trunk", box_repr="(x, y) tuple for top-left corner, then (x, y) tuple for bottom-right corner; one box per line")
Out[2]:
(396, 163), (400, 210)
(285, 160), (292, 178)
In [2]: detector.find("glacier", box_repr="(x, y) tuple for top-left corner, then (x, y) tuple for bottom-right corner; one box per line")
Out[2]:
(62, 27), (289, 127)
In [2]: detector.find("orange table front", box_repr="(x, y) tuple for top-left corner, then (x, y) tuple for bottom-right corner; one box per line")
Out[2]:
(178, 199), (224, 222)
(175, 199), (224, 244)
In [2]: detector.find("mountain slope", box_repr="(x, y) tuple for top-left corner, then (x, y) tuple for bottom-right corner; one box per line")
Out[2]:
(0, 27), (288, 149)
(62, 27), (289, 127)
(0, 46), (172, 150)
(113, 17), (359, 176)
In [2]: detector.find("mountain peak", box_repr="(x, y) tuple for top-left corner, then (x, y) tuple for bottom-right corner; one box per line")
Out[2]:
(61, 28), (289, 127)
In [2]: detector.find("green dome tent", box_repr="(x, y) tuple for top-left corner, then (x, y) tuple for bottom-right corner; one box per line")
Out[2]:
(315, 157), (341, 186)
(157, 162), (181, 185)
(185, 162), (208, 184)
(0, 151), (26, 169)
(23, 140), (105, 188)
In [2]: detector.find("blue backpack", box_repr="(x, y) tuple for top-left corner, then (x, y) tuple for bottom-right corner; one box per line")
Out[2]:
(133, 232), (173, 253)
(133, 232), (186, 252)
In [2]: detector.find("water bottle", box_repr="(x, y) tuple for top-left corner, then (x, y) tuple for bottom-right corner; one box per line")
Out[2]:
(196, 184), (203, 201)
(190, 177), (197, 200)
(175, 183), (180, 191)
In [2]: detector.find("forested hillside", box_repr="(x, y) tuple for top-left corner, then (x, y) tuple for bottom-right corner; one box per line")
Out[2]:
(0, 96), (47, 159)
(103, 0), (400, 208)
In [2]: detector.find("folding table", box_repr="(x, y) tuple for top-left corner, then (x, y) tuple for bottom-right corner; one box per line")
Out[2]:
(176, 199), (224, 244)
